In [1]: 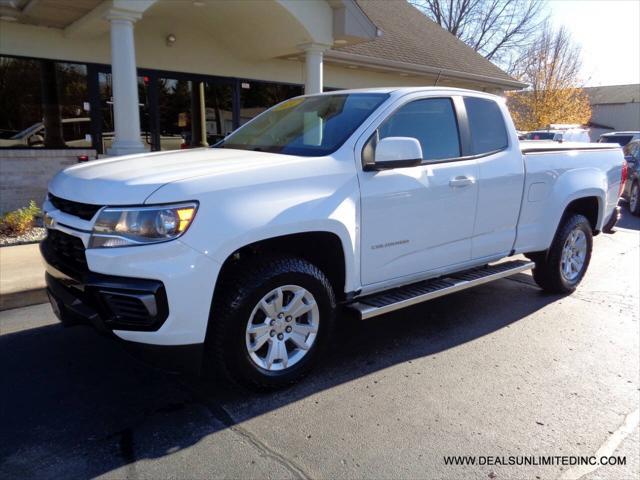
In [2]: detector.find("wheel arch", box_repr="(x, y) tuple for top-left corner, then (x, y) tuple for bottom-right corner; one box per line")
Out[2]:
(213, 230), (351, 304)
(563, 195), (601, 233)
(527, 193), (602, 263)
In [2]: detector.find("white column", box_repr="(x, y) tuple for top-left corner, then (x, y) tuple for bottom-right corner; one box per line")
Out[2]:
(301, 44), (329, 95)
(106, 9), (145, 156)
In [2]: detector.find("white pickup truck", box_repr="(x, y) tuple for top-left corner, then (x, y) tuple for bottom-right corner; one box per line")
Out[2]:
(41, 87), (625, 389)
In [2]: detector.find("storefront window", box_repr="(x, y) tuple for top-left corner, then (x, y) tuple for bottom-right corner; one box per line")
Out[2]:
(205, 83), (233, 144)
(0, 56), (89, 148)
(0, 55), (303, 151)
(157, 77), (191, 150)
(158, 79), (234, 150)
(239, 82), (303, 126)
(56, 62), (89, 147)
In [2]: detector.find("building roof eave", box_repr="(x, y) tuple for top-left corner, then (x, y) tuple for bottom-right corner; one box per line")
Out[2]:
(325, 50), (528, 90)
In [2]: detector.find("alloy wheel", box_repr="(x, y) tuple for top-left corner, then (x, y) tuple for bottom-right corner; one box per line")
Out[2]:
(560, 228), (587, 282)
(245, 285), (319, 371)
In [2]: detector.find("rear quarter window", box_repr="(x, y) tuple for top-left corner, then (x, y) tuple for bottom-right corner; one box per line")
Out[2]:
(464, 97), (508, 155)
(600, 135), (633, 146)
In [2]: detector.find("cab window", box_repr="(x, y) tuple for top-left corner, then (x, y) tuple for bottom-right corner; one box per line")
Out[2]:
(377, 98), (461, 162)
(464, 97), (508, 155)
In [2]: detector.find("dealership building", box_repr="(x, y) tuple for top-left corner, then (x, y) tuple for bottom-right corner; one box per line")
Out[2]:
(0, 0), (522, 213)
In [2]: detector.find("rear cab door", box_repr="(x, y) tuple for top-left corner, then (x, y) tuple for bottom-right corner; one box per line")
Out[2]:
(462, 95), (525, 260)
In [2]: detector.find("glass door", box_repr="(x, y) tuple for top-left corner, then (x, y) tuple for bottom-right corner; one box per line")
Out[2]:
(92, 69), (237, 153)
(156, 76), (234, 150)
(203, 81), (234, 145)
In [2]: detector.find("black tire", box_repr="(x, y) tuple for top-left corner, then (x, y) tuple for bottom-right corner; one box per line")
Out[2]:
(206, 256), (336, 390)
(629, 181), (640, 216)
(532, 213), (593, 294)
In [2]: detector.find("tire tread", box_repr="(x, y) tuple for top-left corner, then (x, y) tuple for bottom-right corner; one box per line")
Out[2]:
(206, 255), (335, 390)
(532, 213), (592, 294)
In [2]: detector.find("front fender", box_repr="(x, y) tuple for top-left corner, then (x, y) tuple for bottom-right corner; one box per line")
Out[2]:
(147, 171), (361, 294)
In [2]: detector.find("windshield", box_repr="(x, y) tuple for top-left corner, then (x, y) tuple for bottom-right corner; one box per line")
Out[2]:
(214, 93), (389, 156)
(599, 135), (633, 146)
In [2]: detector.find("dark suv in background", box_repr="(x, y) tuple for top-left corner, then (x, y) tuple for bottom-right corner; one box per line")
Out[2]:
(599, 131), (640, 147)
(622, 139), (640, 216)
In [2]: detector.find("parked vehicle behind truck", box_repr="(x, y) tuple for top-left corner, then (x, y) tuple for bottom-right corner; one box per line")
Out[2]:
(598, 131), (640, 147)
(41, 87), (625, 389)
(621, 139), (640, 216)
(524, 127), (590, 143)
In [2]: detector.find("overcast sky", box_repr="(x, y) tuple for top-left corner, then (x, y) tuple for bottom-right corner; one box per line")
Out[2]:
(547, 0), (640, 87)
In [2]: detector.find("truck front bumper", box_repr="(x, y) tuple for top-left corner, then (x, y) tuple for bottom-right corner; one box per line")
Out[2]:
(40, 232), (221, 375)
(44, 265), (204, 375)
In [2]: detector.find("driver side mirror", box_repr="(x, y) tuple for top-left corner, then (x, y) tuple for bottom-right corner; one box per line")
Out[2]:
(373, 137), (423, 170)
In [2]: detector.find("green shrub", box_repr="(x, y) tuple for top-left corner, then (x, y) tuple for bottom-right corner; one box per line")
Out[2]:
(0, 201), (41, 236)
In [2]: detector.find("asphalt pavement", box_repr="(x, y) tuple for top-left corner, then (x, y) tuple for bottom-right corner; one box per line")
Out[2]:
(1, 208), (638, 480)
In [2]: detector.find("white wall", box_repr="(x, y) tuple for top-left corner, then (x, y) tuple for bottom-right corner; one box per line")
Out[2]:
(0, 16), (496, 91)
(0, 149), (97, 214)
(589, 103), (640, 141)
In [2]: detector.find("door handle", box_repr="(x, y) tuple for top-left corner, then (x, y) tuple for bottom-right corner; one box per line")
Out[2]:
(449, 176), (475, 187)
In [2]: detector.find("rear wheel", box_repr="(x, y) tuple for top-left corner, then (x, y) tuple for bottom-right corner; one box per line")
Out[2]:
(630, 181), (640, 216)
(532, 213), (593, 294)
(207, 256), (336, 390)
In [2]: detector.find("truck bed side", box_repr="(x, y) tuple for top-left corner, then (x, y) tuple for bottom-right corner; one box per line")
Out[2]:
(514, 142), (624, 254)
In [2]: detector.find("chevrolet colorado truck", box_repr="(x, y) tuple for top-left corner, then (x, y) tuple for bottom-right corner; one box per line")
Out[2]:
(41, 87), (625, 389)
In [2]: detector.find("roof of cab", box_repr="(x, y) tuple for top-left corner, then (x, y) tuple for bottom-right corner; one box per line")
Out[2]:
(314, 86), (502, 99)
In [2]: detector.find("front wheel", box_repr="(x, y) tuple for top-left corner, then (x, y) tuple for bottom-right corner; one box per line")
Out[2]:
(532, 213), (593, 294)
(207, 256), (336, 390)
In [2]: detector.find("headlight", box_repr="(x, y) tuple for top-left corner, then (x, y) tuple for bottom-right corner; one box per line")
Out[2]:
(89, 202), (198, 248)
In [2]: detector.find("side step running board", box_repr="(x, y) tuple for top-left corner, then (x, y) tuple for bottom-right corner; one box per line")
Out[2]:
(348, 260), (534, 320)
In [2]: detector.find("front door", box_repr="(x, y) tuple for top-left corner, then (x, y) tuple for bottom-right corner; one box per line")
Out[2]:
(358, 96), (479, 286)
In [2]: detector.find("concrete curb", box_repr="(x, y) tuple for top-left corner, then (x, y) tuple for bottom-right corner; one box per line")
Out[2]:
(0, 243), (47, 312)
(0, 288), (48, 312)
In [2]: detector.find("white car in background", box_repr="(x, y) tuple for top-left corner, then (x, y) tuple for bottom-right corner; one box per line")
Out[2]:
(524, 126), (591, 143)
(0, 117), (91, 148)
(0, 117), (184, 151)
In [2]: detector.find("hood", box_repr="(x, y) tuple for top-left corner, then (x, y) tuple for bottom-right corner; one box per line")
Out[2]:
(48, 148), (304, 205)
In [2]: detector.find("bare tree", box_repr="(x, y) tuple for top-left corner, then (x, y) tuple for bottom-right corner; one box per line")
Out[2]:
(507, 23), (591, 130)
(410, 0), (547, 72)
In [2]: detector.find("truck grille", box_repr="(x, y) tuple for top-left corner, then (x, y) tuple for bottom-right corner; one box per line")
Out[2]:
(45, 229), (88, 273)
(49, 194), (102, 221)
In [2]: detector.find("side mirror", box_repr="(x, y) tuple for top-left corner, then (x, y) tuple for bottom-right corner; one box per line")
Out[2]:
(373, 136), (423, 170)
